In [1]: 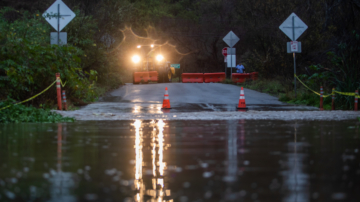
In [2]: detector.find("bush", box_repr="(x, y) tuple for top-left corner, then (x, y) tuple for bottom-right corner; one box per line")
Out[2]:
(222, 78), (233, 84)
(0, 99), (75, 123)
(303, 31), (360, 110)
(0, 7), (105, 105)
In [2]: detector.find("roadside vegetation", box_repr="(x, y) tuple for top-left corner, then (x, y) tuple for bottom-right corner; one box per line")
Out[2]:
(0, 0), (359, 122)
(0, 99), (74, 123)
(241, 79), (333, 110)
(243, 30), (360, 110)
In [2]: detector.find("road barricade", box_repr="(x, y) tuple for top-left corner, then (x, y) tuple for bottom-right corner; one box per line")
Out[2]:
(251, 72), (259, 81)
(134, 72), (150, 84)
(148, 71), (158, 82)
(231, 73), (251, 83)
(182, 73), (204, 83)
(203, 73), (226, 83)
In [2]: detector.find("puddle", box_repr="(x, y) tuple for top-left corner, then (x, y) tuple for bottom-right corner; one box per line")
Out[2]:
(0, 120), (359, 201)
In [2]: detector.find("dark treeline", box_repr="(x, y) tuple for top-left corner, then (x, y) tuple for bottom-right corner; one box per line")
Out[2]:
(1, 0), (359, 105)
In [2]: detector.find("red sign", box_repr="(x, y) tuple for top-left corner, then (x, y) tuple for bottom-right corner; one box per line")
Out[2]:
(222, 47), (228, 57)
(291, 41), (298, 52)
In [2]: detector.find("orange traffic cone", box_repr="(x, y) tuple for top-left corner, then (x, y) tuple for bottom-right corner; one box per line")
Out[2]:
(237, 87), (248, 110)
(162, 87), (171, 109)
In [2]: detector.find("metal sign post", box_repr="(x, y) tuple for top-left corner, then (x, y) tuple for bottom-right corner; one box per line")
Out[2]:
(223, 31), (240, 78)
(43, 0), (76, 45)
(57, 4), (68, 45)
(230, 34), (232, 75)
(279, 13), (308, 98)
(222, 47), (228, 74)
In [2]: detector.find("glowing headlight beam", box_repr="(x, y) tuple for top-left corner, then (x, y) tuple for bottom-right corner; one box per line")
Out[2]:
(132, 55), (141, 63)
(156, 54), (164, 62)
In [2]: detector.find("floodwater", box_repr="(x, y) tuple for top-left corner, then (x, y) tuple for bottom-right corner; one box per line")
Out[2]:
(0, 120), (359, 202)
(81, 101), (318, 114)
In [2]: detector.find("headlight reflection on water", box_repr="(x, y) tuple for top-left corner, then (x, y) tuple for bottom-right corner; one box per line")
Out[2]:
(133, 105), (140, 113)
(133, 119), (172, 202)
(157, 120), (165, 178)
(134, 120), (143, 202)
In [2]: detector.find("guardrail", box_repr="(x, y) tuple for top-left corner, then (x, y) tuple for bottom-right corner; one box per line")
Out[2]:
(203, 72), (226, 83)
(133, 71), (159, 83)
(251, 72), (259, 81)
(231, 73), (251, 83)
(181, 72), (257, 83)
(181, 73), (204, 83)
(149, 71), (158, 82)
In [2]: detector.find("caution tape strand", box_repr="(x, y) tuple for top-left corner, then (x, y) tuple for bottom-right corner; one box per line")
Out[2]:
(333, 91), (357, 96)
(294, 74), (331, 97)
(295, 74), (360, 98)
(0, 80), (57, 111)
(60, 79), (66, 87)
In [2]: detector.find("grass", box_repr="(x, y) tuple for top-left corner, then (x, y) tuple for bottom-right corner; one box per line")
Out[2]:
(241, 79), (285, 96)
(222, 78), (234, 84)
(171, 77), (181, 82)
(238, 79), (334, 109)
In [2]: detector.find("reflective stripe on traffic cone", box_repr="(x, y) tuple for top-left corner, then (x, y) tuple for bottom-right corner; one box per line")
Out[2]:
(319, 86), (324, 111)
(355, 90), (358, 111)
(56, 73), (62, 110)
(237, 87), (248, 110)
(162, 87), (171, 109)
(62, 90), (68, 111)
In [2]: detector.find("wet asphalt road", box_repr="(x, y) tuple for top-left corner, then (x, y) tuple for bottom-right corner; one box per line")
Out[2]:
(94, 83), (317, 113)
(1, 120), (359, 202)
(107, 83), (283, 105)
(54, 82), (360, 121)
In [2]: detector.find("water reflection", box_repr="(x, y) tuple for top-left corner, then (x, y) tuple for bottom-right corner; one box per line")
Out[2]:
(134, 120), (144, 201)
(133, 119), (172, 202)
(224, 120), (238, 182)
(132, 105), (163, 114)
(48, 124), (76, 202)
(0, 120), (359, 201)
(282, 122), (309, 202)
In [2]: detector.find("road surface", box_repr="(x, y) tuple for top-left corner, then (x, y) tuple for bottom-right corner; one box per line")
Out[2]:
(105, 83), (283, 105)
(53, 83), (360, 121)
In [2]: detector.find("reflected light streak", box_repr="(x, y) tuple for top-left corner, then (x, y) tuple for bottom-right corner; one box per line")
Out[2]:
(157, 107), (162, 114)
(133, 106), (140, 113)
(134, 119), (144, 201)
(157, 120), (165, 178)
(152, 123), (157, 177)
(132, 119), (171, 202)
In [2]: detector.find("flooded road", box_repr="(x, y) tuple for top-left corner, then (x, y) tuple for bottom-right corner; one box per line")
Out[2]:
(1, 120), (360, 202)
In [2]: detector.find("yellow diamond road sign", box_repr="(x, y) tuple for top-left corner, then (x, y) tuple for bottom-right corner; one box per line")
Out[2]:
(223, 31), (239, 48)
(279, 13), (308, 41)
(43, 0), (76, 32)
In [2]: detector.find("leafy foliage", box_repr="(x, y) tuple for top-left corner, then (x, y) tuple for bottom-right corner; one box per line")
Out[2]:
(0, 7), (105, 105)
(0, 99), (75, 123)
(1, 0), (359, 111)
(301, 31), (360, 109)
